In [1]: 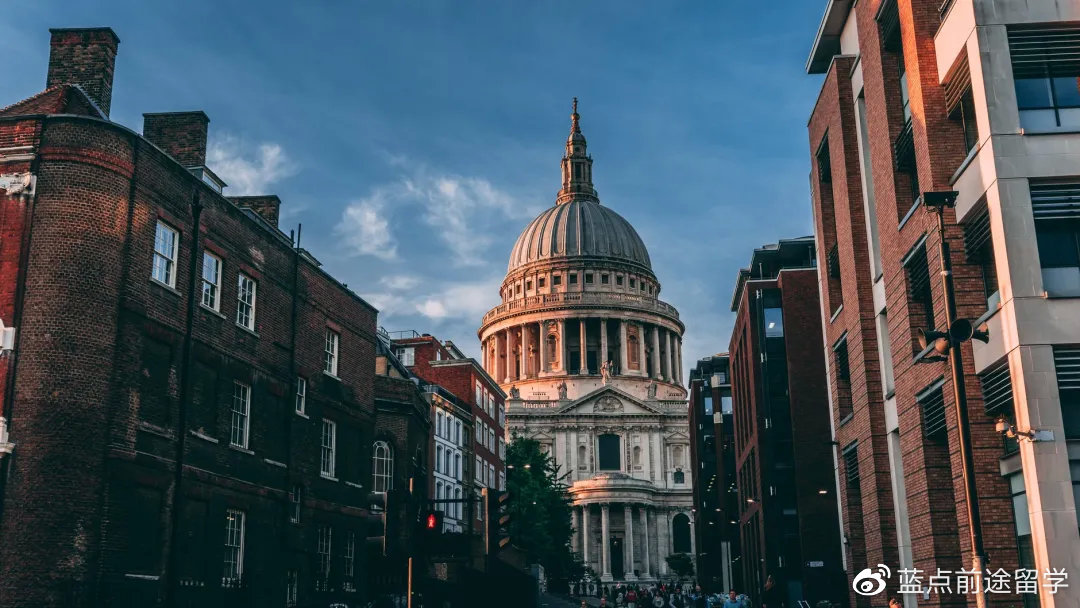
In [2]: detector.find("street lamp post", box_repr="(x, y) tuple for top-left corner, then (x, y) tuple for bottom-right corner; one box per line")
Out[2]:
(924, 191), (987, 608)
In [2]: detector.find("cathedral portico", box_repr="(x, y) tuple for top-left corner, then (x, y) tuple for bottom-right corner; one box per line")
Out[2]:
(478, 100), (695, 583)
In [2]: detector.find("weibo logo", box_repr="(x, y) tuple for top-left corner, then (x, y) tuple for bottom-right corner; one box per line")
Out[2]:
(852, 564), (891, 596)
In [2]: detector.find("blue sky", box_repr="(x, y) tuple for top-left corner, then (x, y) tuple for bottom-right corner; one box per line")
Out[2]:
(4, 1), (827, 376)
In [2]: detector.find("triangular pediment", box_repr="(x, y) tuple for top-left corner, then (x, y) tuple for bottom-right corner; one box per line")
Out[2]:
(555, 386), (663, 416)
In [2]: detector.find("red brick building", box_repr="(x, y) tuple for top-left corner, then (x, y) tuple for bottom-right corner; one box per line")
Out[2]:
(805, 1), (1080, 607)
(727, 238), (845, 607)
(0, 28), (390, 608)
(388, 332), (506, 525)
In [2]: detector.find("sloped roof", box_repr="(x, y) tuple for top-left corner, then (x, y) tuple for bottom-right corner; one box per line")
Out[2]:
(0, 84), (105, 119)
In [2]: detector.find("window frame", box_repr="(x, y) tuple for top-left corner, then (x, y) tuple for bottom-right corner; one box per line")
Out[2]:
(373, 440), (393, 492)
(200, 251), (222, 310)
(295, 376), (307, 415)
(152, 220), (180, 288)
(235, 273), (257, 331)
(230, 381), (251, 449)
(222, 509), (246, 587)
(320, 419), (337, 479)
(324, 328), (340, 377)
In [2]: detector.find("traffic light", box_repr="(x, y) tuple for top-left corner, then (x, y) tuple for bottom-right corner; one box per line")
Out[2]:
(483, 488), (510, 555)
(423, 509), (442, 531)
(364, 491), (389, 556)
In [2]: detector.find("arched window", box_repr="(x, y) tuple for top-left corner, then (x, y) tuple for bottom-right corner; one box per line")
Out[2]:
(598, 434), (621, 471)
(578, 445), (587, 470)
(436, 446), (443, 474)
(672, 513), (691, 553)
(674, 469), (685, 484)
(632, 446), (642, 469)
(455, 453), (461, 480)
(373, 441), (393, 492)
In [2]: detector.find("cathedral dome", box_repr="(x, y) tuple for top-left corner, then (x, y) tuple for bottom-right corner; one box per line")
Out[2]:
(507, 199), (652, 273)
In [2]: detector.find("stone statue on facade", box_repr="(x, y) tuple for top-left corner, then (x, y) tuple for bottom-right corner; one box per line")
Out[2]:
(647, 381), (657, 400)
(600, 360), (612, 385)
(557, 381), (568, 400)
(509, 386), (521, 399)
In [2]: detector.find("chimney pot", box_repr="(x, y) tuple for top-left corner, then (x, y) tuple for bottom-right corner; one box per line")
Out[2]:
(143, 111), (210, 168)
(229, 195), (282, 228)
(47, 28), (120, 116)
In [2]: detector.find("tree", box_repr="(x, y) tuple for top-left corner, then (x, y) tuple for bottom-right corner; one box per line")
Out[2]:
(666, 554), (695, 580)
(505, 437), (578, 585)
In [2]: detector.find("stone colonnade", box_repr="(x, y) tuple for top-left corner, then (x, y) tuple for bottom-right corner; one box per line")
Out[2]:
(481, 318), (682, 387)
(572, 503), (691, 582)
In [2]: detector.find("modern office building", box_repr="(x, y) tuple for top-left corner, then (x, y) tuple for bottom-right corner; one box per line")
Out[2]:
(727, 238), (845, 607)
(806, 1), (1080, 606)
(688, 355), (742, 594)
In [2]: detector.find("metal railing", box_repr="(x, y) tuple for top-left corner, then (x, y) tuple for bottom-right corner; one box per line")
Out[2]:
(481, 291), (680, 325)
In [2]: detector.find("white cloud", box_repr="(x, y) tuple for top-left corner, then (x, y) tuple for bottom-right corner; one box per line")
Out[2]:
(207, 134), (298, 195)
(337, 194), (398, 260)
(413, 278), (501, 321)
(380, 275), (422, 290)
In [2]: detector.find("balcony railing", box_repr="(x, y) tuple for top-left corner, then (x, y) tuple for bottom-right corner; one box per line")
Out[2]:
(481, 291), (680, 326)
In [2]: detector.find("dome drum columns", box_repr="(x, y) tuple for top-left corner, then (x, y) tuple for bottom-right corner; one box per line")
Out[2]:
(575, 502), (667, 582)
(480, 317), (683, 388)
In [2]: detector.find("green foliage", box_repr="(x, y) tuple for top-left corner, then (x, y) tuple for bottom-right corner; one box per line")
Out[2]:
(505, 437), (578, 583)
(665, 553), (695, 580)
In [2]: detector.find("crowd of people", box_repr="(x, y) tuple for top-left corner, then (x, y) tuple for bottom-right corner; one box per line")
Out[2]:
(572, 582), (755, 608)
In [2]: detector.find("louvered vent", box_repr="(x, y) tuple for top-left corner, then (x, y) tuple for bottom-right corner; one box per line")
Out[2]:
(978, 361), (1014, 417)
(944, 51), (972, 112)
(1030, 183), (1080, 221)
(1055, 346), (1080, 392)
(918, 378), (948, 441)
(877, 0), (901, 52)
(1008, 25), (1080, 78)
(843, 443), (860, 488)
(963, 204), (993, 263)
(827, 244), (842, 279)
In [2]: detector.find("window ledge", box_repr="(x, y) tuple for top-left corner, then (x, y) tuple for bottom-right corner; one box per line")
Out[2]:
(320, 473), (338, 482)
(884, 389), (896, 400)
(228, 444), (255, 455)
(199, 303), (226, 319)
(1021, 127), (1080, 136)
(1043, 290), (1080, 300)
(138, 421), (174, 439)
(235, 323), (259, 337)
(838, 413), (855, 427)
(264, 458), (287, 468)
(323, 371), (340, 381)
(829, 304), (844, 323)
(189, 429), (219, 444)
(897, 197), (923, 231)
(948, 145), (980, 186)
(345, 481), (364, 490)
(295, 410), (309, 419)
(150, 278), (181, 297)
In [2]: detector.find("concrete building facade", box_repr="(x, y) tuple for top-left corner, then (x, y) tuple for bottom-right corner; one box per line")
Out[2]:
(806, 1), (1080, 606)
(478, 102), (694, 583)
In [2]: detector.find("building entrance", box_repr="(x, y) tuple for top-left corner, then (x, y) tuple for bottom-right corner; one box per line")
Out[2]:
(610, 536), (624, 580)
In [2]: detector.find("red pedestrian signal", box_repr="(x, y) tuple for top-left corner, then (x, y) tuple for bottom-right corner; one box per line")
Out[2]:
(426, 512), (438, 530)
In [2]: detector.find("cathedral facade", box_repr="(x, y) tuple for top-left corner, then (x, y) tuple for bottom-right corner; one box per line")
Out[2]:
(477, 101), (694, 583)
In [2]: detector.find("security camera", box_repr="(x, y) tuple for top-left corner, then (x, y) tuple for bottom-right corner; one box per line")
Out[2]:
(994, 417), (1010, 434)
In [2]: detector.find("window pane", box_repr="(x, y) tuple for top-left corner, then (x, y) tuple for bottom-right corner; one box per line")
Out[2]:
(1020, 109), (1059, 131)
(1015, 77), (1053, 109)
(1058, 108), (1080, 129)
(1052, 76), (1080, 107)
(597, 434), (621, 470)
(703, 395), (713, 416)
(1036, 228), (1080, 267)
(1042, 267), (1080, 296)
(763, 307), (784, 337)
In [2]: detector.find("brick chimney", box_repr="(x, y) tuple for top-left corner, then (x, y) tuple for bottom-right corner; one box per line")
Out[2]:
(46, 28), (120, 116)
(142, 111), (210, 168)
(230, 195), (282, 228)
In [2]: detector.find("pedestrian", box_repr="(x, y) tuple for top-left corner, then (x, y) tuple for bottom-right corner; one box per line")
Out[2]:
(889, 599), (902, 608)
(761, 575), (782, 608)
(720, 590), (744, 608)
(601, 598), (608, 608)
(653, 591), (665, 608)
(628, 588), (638, 608)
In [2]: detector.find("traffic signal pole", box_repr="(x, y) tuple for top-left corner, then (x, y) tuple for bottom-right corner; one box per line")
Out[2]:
(930, 200), (987, 608)
(408, 477), (414, 608)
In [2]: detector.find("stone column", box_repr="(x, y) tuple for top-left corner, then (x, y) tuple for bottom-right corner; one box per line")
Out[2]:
(655, 508), (669, 576)
(538, 321), (547, 374)
(572, 507), (580, 555)
(481, 337), (486, 372)
(650, 325), (661, 380)
(579, 318), (589, 374)
(640, 506), (651, 578)
(499, 330), (509, 384)
(674, 337), (682, 384)
(637, 323), (647, 377)
(687, 511), (696, 563)
(561, 317), (570, 373)
(664, 330), (673, 382)
(581, 505), (590, 564)
(624, 504), (636, 580)
(619, 320), (628, 376)
(599, 318), (609, 370)
(600, 504), (612, 581)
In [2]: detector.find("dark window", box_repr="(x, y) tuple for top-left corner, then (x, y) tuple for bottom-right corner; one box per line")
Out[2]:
(1031, 183), (1080, 296)
(569, 273), (578, 285)
(553, 275), (562, 286)
(834, 334), (853, 419)
(585, 273), (593, 284)
(526, 280), (532, 291)
(1054, 346), (1080, 439)
(616, 275), (624, 286)
(1009, 25), (1080, 130)
(918, 378), (948, 443)
(842, 442), (860, 488)
(951, 90), (978, 153)
(538, 277), (546, 288)
(674, 470), (685, 484)
(703, 395), (714, 416)
(672, 513), (692, 553)
(597, 434), (621, 470)
(963, 203), (1000, 310)
(601, 274), (609, 284)
(904, 241), (936, 341)
(629, 278), (636, 288)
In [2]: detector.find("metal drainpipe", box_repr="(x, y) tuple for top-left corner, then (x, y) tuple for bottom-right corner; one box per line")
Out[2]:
(164, 189), (203, 607)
